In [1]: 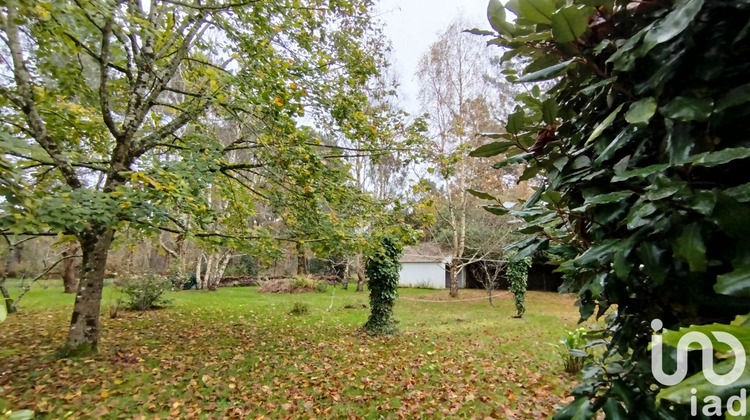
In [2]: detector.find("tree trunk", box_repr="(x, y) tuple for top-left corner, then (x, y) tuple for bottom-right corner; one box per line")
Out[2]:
(61, 243), (79, 294)
(296, 242), (307, 275)
(208, 253), (232, 291)
(449, 261), (459, 298)
(195, 254), (203, 290)
(64, 228), (115, 355)
(342, 260), (350, 290)
(1, 240), (17, 314)
(356, 254), (365, 292)
(0, 281), (14, 314)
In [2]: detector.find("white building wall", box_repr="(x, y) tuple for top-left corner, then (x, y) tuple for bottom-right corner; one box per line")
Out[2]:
(398, 262), (446, 289)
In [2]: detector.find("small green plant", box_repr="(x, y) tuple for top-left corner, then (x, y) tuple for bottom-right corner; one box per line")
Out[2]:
(553, 328), (593, 375)
(289, 302), (310, 316)
(118, 274), (172, 310)
(315, 281), (328, 293)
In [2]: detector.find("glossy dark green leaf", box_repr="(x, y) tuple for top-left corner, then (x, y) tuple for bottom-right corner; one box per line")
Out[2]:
(715, 83), (750, 113)
(624, 97), (657, 125)
(640, 0), (704, 56)
(715, 267), (750, 297)
(542, 98), (559, 124)
(552, 396), (594, 420)
(492, 152), (533, 169)
(584, 191), (633, 205)
(586, 104), (624, 145)
(487, 0), (517, 37)
(518, 0), (555, 24)
(551, 5), (590, 43)
(516, 59), (575, 83)
(689, 147), (750, 167)
(467, 189), (496, 200)
(506, 109), (526, 133)
(611, 163), (669, 182)
(469, 141), (515, 157)
(659, 96), (714, 122)
(673, 223), (707, 272)
(483, 205), (510, 215)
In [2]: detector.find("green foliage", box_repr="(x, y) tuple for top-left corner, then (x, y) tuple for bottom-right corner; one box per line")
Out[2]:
(315, 281), (328, 294)
(552, 328), (593, 375)
(289, 302), (310, 316)
(479, 0), (750, 417)
(118, 274), (172, 311)
(363, 237), (403, 335)
(506, 254), (531, 318)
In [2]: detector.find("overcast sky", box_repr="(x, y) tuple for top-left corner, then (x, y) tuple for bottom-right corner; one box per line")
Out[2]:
(374, 0), (491, 115)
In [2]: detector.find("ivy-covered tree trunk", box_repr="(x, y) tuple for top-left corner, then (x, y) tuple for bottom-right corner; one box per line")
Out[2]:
(506, 257), (530, 318)
(64, 228), (115, 355)
(363, 238), (402, 335)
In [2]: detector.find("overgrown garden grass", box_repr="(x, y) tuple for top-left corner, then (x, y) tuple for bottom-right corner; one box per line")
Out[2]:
(1, 281), (584, 418)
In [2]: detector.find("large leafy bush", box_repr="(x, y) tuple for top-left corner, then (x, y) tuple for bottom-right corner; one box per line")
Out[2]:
(477, 0), (750, 417)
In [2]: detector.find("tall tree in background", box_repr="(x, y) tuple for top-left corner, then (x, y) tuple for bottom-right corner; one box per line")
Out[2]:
(0, 0), (391, 354)
(417, 19), (511, 297)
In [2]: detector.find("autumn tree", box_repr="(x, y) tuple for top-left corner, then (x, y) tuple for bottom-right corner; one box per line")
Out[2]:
(417, 20), (514, 297)
(0, 0), (392, 355)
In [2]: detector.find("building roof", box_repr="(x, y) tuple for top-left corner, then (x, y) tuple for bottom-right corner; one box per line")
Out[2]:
(400, 242), (451, 263)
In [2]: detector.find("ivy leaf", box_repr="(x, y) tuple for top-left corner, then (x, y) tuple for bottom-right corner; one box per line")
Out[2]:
(550, 6), (590, 43)
(624, 97), (657, 126)
(659, 97), (714, 122)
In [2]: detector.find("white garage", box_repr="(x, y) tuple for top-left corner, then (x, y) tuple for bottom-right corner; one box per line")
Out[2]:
(398, 243), (464, 289)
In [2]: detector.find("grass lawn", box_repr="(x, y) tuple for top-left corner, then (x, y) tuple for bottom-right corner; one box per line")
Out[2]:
(0, 281), (585, 419)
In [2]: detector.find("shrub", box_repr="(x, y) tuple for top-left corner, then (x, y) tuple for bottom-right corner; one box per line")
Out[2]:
(289, 302), (310, 316)
(477, 1), (750, 416)
(118, 274), (172, 310)
(553, 328), (593, 375)
(315, 281), (328, 293)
